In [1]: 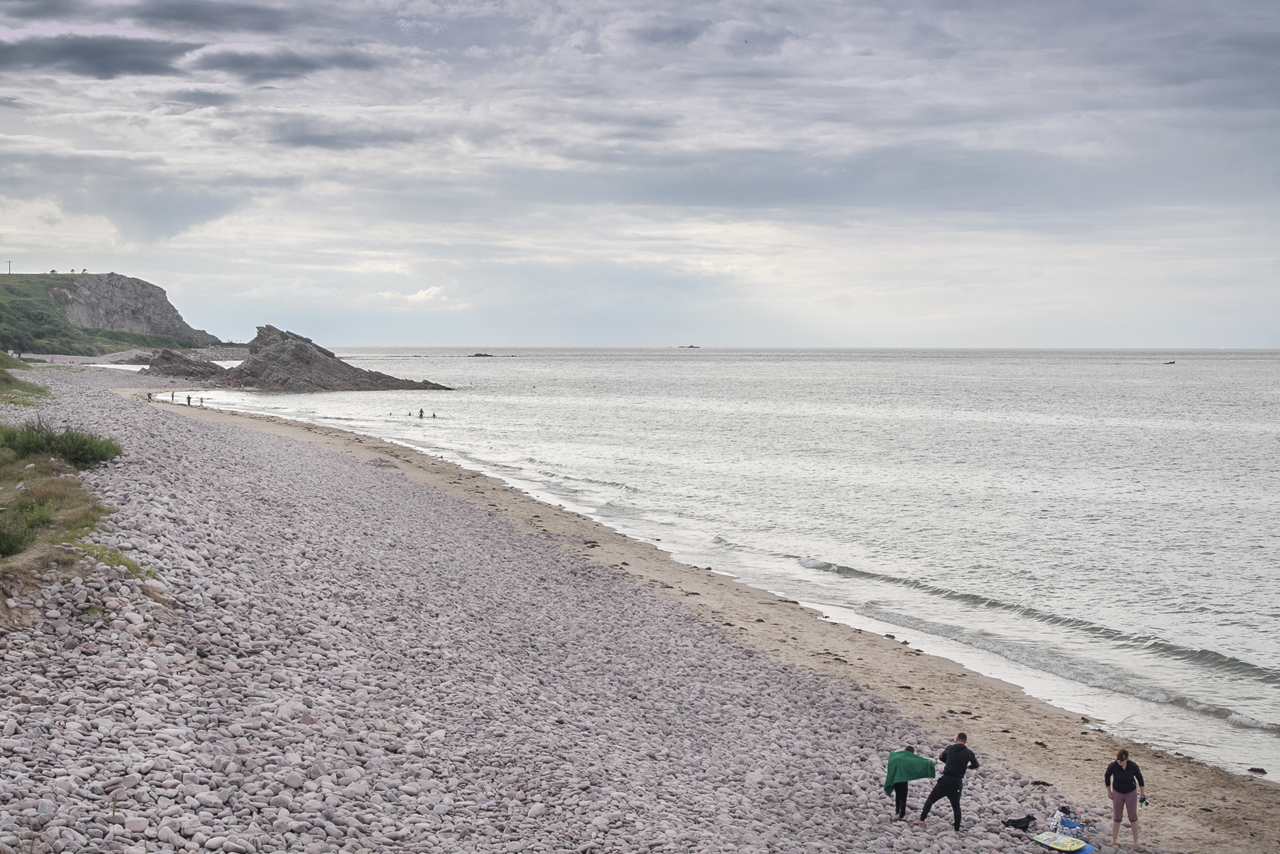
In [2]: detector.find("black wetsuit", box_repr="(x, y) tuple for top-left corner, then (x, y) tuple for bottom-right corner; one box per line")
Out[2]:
(920, 743), (979, 831)
(893, 782), (909, 818)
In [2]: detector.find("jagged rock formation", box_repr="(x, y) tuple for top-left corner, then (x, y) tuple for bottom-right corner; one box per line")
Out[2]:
(226, 326), (450, 392)
(47, 273), (219, 346)
(86, 348), (157, 365)
(186, 347), (249, 362)
(140, 349), (229, 380)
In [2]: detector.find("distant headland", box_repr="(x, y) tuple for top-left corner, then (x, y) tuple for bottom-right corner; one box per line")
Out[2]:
(2, 272), (449, 392)
(1, 272), (222, 355)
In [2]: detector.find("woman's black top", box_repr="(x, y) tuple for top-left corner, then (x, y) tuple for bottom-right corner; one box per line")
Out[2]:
(1105, 760), (1144, 794)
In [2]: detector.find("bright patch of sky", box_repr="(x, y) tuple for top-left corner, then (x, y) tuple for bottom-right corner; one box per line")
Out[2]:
(1, 0), (1277, 346)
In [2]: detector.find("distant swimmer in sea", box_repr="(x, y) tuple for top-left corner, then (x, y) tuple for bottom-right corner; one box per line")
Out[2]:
(419, 409), (424, 419)
(884, 746), (934, 821)
(917, 733), (979, 833)
(1106, 748), (1145, 847)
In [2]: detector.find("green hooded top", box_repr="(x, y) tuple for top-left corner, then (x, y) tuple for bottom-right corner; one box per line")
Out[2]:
(883, 750), (936, 794)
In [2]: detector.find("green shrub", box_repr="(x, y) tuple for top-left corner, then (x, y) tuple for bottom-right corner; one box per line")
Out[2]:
(0, 420), (122, 468)
(53, 430), (122, 468)
(20, 502), (54, 527)
(7, 422), (50, 457)
(0, 516), (36, 557)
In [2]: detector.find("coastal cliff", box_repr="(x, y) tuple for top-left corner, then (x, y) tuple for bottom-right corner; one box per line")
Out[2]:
(47, 273), (218, 346)
(226, 325), (450, 391)
(0, 272), (220, 355)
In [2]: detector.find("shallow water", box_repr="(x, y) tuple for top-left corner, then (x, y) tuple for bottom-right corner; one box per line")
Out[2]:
(200, 348), (1280, 776)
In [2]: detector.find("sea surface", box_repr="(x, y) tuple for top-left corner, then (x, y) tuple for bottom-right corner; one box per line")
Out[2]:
(200, 348), (1280, 776)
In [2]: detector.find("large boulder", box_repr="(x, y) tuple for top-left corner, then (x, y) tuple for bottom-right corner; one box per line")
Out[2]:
(226, 326), (450, 392)
(141, 349), (229, 379)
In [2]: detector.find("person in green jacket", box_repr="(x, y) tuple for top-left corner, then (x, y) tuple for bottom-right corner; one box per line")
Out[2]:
(884, 746), (936, 820)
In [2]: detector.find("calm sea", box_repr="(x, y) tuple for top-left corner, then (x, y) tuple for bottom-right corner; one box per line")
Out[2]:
(202, 348), (1280, 776)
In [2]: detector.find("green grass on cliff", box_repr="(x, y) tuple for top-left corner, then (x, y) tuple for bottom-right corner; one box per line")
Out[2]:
(0, 273), (213, 355)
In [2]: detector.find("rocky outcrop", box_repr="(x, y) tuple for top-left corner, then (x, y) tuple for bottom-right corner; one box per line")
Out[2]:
(86, 348), (158, 365)
(140, 349), (229, 380)
(226, 326), (450, 392)
(47, 273), (219, 345)
(185, 347), (249, 362)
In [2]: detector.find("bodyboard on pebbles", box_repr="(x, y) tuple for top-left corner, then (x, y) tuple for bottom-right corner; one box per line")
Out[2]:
(1032, 831), (1095, 853)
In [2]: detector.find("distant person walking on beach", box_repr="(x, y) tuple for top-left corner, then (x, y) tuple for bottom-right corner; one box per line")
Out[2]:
(186, 395), (191, 406)
(1106, 749), (1145, 847)
(884, 746), (934, 821)
(917, 733), (979, 833)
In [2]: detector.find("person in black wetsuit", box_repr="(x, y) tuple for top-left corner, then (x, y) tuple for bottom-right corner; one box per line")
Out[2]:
(917, 733), (979, 833)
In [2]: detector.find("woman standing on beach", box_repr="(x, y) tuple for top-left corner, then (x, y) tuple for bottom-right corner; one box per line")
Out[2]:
(1105, 748), (1145, 847)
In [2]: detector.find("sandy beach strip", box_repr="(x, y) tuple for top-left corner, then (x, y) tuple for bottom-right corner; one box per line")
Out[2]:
(0, 366), (1272, 854)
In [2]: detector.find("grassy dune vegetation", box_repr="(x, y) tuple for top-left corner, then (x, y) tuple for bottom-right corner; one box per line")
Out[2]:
(0, 421), (122, 559)
(0, 357), (49, 405)
(0, 273), (205, 355)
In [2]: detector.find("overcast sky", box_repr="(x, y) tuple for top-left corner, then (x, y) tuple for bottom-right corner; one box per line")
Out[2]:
(1, 0), (1277, 346)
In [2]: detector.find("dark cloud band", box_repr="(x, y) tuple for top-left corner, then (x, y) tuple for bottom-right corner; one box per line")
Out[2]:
(130, 0), (298, 34)
(0, 35), (199, 78)
(192, 49), (382, 82)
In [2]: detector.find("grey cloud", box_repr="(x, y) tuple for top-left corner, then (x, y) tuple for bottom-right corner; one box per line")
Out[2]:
(0, 148), (280, 240)
(192, 49), (382, 82)
(0, 35), (198, 78)
(1219, 31), (1280, 56)
(167, 89), (236, 107)
(725, 31), (791, 56)
(630, 21), (710, 46)
(271, 118), (415, 150)
(0, 0), (87, 20)
(474, 136), (1275, 218)
(2, 0), (1278, 346)
(0, 0), (301, 33)
(128, 0), (298, 33)
(0, 95), (22, 108)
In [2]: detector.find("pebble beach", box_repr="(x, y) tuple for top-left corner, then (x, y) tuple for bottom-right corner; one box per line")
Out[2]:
(1, 367), (1272, 854)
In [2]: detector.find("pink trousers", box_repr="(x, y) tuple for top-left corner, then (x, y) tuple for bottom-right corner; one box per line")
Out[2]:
(1111, 788), (1138, 822)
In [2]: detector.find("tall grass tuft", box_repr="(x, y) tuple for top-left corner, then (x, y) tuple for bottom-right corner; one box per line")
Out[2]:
(0, 517), (36, 557)
(0, 420), (121, 469)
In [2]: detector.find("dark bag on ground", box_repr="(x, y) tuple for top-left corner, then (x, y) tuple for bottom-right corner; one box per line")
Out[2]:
(1003, 816), (1035, 831)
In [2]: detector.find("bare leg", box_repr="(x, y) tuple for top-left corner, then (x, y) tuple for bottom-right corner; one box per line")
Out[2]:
(1131, 819), (1139, 845)
(1111, 820), (1120, 845)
